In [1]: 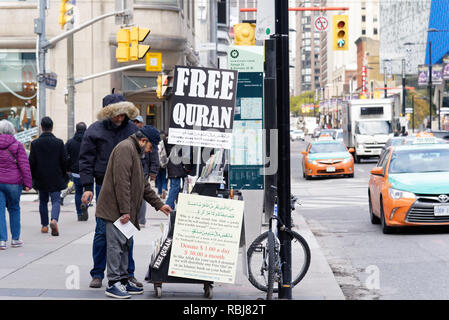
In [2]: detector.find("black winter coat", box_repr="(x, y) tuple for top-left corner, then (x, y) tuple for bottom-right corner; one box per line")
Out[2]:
(79, 101), (140, 191)
(166, 141), (192, 178)
(29, 132), (68, 192)
(65, 131), (84, 174)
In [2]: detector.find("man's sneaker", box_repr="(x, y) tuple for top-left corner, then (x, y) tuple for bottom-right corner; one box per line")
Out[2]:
(128, 276), (143, 288)
(89, 278), (102, 288)
(80, 203), (89, 221)
(105, 282), (131, 299)
(126, 281), (144, 295)
(0, 241), (6, 250)
(11, 240), (23, 248)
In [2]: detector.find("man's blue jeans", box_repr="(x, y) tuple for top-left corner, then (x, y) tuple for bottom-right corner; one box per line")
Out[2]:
(90, 184), (135, 279)
(166, 178), (181, 210)
(39, 191), (61, 226)
(0, 184), (22, 241)
(156, 168), (168, 195)
(72, 175), (83, 215)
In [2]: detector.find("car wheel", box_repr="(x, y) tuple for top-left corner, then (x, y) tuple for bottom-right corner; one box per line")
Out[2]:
(380, 197), (394, 234)
(369, 192), (380, 224)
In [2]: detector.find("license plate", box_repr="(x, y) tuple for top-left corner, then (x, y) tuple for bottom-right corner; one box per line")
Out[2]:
(326, 166), (336, 172)
(434, 205), (449, 216)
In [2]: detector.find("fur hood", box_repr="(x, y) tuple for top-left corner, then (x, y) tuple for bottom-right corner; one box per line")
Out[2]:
(97, 101), (140, 121)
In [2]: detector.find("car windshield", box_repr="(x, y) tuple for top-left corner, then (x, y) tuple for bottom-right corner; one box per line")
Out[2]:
(389, 148), (449, 173)
(309, 143), (347, 153)
(356, 121), (392, 135)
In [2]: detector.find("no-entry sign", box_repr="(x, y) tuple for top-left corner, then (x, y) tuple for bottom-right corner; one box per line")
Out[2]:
(314, 16), (328, 32)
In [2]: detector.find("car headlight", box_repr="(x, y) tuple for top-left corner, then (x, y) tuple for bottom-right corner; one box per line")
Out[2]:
(342, 158), (352, 164)
(357, 144), (364, 149)
(307, 159), (317, 165)
(388, 188), (416, 200)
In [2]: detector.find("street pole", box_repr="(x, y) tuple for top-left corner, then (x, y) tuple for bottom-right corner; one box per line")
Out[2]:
(412, 95), (415, 133)
(263, 38), (277, 225)
(401, 59), (406, 135)
(384, 65), (387, 98)
(438, 89), (441, 130)
(36, 0), (47, 127)
(428, 41), (432, 129)
(274, 0), (292, 300)
(67, 21), (75, 139)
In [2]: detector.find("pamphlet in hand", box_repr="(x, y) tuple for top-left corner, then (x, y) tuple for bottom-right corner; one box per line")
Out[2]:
(113, 217), (138, 239)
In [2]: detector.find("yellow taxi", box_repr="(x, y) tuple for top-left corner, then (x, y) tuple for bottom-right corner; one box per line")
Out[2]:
(368, 135), (449, 233)
(302, 138), (355, 179)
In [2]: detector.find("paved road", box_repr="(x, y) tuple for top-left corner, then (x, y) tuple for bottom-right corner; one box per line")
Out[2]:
(291, 137), (449, 300)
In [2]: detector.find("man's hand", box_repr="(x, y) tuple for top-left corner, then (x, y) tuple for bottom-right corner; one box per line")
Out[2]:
(24, 187), (30, 192)
(82, 191), (93, 204)
(120, 214), (131, 224)
(159, 204), (172, 216)
(150, 174), (157, 181)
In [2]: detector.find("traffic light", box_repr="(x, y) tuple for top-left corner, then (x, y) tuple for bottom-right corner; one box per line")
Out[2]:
(332, 15), (348, 51)
(130, 26), (150, 61)
(234, 23), (255, 46)
(59, 0), (74, 29)
(156, 74), (163, 99)
(116, 28), (130, 62)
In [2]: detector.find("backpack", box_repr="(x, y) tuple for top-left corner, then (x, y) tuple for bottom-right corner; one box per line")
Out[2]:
(158, 140), (169, 168)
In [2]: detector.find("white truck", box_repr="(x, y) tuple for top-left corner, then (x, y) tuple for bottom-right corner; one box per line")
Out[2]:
(297, 116), (318, 135)
(342, 98), (395, 163)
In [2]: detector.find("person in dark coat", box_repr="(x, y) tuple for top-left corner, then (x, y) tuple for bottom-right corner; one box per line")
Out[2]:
(79, 94), (143, 289)
(29, 117), (67, 236)
(165, 142), (191, 210)
(65, 122), (87, 221)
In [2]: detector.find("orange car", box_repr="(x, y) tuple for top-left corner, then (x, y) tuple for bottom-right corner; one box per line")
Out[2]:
(368, 140), (449, 234)
(301, 139), (355, 179)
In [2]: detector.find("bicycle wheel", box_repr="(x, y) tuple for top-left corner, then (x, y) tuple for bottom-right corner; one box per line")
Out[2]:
(247, 230), (311, 293)
(266, 231), (276, 300)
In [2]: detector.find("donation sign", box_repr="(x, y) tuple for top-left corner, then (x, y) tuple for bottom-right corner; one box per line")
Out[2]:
(168, 66), (238, 149)
(168, 193), (244, 283)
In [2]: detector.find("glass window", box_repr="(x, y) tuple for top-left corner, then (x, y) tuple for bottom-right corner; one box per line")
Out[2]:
(0, 52), (37, 137)
(389, 148), (449, 174)
(309, 142), (347, 153)
(123, 75), (157, 91)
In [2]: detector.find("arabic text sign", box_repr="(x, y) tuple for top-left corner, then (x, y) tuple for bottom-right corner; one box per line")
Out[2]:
(168, 66), (238, 149)
(168, 193), (244, 284)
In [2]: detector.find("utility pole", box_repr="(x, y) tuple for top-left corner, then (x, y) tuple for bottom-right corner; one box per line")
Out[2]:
(428, 41), (432, 129)
(67, 20), (75, 138)
(36, 0), (47, 126)
(384, 65), (388, 98)
(274, 0), (292, 300)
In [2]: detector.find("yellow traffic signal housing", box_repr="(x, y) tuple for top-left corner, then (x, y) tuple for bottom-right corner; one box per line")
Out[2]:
(156, 74), (163, 99)
(130, 27), (151, 61)
(234, 23), (255, 46)
(332, 15), (348, 51)
(59, 0), (74, 29)
(116, 28), (130, 62)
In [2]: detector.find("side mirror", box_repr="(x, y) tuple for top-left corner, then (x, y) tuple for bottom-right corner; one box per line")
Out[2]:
(301, 150), (307, 156)
(348, 148), (355, 153)
(370, 167), (384, 176)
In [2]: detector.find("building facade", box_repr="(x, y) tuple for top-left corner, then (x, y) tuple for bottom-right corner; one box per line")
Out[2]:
(0, 0), (201, 142)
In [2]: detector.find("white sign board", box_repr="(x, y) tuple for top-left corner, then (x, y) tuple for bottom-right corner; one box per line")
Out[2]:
(197, 42), (217, 51)
(255, 0), (275, 40)
(168, 193), (244, 283)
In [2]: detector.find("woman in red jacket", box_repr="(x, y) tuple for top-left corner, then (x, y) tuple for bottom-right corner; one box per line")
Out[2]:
(0, 120), (32, 250)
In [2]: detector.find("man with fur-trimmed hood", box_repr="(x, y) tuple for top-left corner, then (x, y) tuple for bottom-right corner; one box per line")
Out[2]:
(79, 93), (143, 289)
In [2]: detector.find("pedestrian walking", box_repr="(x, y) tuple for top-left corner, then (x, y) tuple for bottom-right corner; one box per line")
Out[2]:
(29, 117), (68, 236)
(65, 122), (87, 221)
(156, 131), (169, 199)
(0, 120), (32, 250)
(137, 125), (160, 228)
(165, 143), (190, 210)
(79, 93), (143, 289)
(95, 126), (171, 299)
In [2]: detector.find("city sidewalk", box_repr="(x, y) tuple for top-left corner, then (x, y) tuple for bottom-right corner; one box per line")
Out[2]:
(0, 192), (344, 300)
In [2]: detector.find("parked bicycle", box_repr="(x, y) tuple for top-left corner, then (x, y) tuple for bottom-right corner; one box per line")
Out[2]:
(247, 186), (311, 300)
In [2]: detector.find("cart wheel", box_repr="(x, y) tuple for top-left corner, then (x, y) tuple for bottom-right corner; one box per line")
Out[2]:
(154, 284), (162, 298)
(204, 284), (213, 299)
